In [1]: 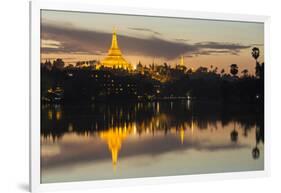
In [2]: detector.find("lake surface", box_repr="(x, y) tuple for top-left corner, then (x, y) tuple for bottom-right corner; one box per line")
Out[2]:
(41, 101), (264, 183)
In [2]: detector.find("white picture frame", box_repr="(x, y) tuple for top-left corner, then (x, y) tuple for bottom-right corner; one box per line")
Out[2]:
(30, 0), (271, 192)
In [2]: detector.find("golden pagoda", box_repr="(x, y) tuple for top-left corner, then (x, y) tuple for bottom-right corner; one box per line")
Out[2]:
(180, 55), (184, 66)
(99, 127), (129, 170)
(100, 28), (132, 70)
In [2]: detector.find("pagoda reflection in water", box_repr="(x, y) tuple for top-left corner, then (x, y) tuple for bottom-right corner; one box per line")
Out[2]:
(99, 123), (194, 169)
(41, 101), (264, 173)
(99, 127), (130, 170)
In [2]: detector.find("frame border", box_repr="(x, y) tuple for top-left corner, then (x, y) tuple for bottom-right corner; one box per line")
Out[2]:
(30, 1), (271, 192)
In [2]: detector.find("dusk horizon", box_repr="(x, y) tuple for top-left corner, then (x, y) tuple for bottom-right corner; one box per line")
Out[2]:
(41, 10), (264, 75)
(40, 9), (264, 184)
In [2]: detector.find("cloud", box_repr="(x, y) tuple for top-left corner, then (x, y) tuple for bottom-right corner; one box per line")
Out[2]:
(175, 38), (189, 42)
(128, 27), (162, 35)
(41, 23), (109, 55)
(41, 56), (77, 61)
(195, 41), (250, 50)
(41, 22), (252, 60)
(192, 49), (239, 57)
(186, 42), (252, 57)
(42, 39), (61, 49)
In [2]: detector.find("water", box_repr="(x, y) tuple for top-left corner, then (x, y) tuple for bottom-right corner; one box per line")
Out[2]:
(41, 101), (264, 183)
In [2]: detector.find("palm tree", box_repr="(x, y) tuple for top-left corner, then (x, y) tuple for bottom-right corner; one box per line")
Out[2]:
(252, 126), (261, 159)
(252, 146), (260, 159)
(251, 47), (260, 63)
(230, 64), (238, 77)
(230, 122), (238, 143)
(251, 47), (261, 78)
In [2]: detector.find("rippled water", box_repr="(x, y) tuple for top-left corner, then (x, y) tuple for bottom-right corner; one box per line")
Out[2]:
(41, 101), (264, 183)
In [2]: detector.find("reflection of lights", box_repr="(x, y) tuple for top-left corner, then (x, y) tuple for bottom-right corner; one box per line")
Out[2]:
(133, 124), (137, 135)
(99, 127), (131, 169)
(180, 128), (185, 144)
(156, 119), (159, 128)
(191, 119), (194, 136)
(56, 111), (62, 120)
(68, 123), (73, 132)
(187, 100), (191, 110)
(95, 123), (98, 130)
(48, 110), (53, 120)
(156, 102), (160, 114)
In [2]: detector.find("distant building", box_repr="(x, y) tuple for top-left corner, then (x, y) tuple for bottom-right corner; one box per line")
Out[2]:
(136, 61), (144, 74)
(99, 29), (132, 70)
(76, 60), (98, 69)
(175, 55), (187, 72)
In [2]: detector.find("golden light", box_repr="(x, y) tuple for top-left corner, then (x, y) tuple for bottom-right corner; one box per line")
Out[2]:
(47, 110), (53, 120)
(99, 126), (133, 169)
(180, 128), (185, 144)
(99, 29), (132, 70)
(56, 111), (62, 120)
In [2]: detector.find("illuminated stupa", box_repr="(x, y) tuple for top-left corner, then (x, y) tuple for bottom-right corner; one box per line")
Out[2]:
(180, 55), (184, 66)
(100, 28), (132, 70)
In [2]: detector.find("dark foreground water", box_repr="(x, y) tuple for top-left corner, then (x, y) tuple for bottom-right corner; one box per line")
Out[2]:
(41, 101), (264, 183)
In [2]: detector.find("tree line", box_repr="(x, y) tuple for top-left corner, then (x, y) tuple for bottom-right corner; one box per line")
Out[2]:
(41, 47), (264, 104)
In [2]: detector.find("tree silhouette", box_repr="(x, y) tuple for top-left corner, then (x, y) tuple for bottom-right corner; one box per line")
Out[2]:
(251, 47), (260, 62)
(230, 64), (238, 77)
(41, 56), (265, 104)
(252, 125), (261, 159)
(251, 47), (261, 78)
(241, 69), (249, 77)
(213, 67), (218, 74)
(230, 122), (238, 143)
(252, 146), (260, 159)
(136, 61), (143, 73)
(196, 66), (208, 73)
(53, 58), (65, 70)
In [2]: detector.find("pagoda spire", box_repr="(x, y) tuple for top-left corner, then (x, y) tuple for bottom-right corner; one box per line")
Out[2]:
(100, 27), (132, 70)
(108, 27), (122, 56)
(180, 55), (184, 66)
(110, 27), (119, 50)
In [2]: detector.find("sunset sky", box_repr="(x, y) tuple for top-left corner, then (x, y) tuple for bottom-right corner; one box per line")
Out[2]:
(41, 10), (264, 75)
